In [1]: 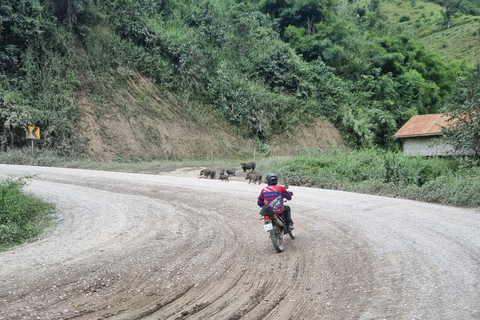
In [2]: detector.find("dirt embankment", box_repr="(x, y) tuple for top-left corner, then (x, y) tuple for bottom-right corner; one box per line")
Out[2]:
(77, 74), (344, 162)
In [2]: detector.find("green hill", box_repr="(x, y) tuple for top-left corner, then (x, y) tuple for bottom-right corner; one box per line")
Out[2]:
(379, 0), (480, 65)
(0, 0), (477, 161)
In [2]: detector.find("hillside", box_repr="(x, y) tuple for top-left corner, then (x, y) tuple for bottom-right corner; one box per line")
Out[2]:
(77, 72), (344, 161)
(380, 0), (480, 65)
(0, 0), (477, 161)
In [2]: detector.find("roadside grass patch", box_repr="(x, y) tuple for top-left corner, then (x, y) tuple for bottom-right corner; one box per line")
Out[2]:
(265, 148), (480, 207)
(0, 176), (55, 251)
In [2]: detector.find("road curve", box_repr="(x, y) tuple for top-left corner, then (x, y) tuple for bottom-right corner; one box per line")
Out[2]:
(0, 164), (479, 320)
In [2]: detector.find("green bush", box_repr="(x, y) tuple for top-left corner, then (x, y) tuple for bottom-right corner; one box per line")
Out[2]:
(419, 171), (480, 206)
(0, 176), (54, 250)
(265, 148), (480, 207)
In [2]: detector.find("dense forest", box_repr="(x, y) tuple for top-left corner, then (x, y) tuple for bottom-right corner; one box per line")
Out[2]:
(1, 0), (479, 157)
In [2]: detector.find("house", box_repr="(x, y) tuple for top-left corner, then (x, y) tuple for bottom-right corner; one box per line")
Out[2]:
(394, 114), (456, 156)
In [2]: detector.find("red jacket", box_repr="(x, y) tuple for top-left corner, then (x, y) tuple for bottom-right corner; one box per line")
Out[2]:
(258, 185), (292, 213)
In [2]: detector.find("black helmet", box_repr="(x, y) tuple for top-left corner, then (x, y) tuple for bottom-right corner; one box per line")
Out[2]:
(266, 173), (278, 185)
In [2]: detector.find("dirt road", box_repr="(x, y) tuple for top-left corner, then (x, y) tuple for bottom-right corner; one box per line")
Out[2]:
(0, 165), (479, 320)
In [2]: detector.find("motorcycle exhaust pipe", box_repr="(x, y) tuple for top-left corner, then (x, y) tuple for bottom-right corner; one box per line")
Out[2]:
(272, 217), (283, 228)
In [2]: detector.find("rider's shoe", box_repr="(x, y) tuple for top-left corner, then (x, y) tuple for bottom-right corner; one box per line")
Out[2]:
(288, 223), (294, 230)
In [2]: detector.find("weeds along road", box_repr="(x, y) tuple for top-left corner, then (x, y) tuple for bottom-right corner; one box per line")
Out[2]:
(0, 164), (479, 320)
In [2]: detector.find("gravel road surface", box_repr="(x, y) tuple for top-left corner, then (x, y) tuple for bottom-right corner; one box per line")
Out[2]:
(0, 164), (479, 320)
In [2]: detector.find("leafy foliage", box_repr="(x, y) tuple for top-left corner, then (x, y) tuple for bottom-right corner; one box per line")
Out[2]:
(260, 0), (335, 37)
(0, 176), (54, 250)
(265, 147), (480, 207)
(442, 64), (480, 157)
(0, 0), (81, 154)
(0, 0), (471, 155)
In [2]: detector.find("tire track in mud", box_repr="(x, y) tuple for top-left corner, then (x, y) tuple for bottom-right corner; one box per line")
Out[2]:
(143, 194), (336, 320)
(138, 201), (253, 320)
(137, 191), (311, 320)
(59, 177), (269, 320)
(115, 191), (248, 320)
(96, 177), (296, 320)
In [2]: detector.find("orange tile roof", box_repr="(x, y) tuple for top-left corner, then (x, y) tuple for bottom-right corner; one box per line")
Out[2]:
(394, 114), (452, 138)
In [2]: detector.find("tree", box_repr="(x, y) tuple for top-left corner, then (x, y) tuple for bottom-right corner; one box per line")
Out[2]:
(368, 0), (380, 13)
(260, 0), (334, 37)
(0, 92), (32, 151)
(443, 0), (459, 29)
(442, 65), (480, 158)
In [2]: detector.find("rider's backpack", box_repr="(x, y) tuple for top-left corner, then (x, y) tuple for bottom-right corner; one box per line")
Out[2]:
(263, 195), (284, 215)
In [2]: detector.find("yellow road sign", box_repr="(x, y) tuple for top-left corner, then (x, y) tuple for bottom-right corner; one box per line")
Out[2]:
(26, 126), (40, 139)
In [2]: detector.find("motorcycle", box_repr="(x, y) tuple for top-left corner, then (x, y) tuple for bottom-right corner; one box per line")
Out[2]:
(259, 190), (295, 253)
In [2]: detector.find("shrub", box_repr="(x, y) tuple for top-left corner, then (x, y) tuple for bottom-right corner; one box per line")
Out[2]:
(420, 172), (480, 207)
(264, 148), (480, 207)
(0, 176), (54, 250)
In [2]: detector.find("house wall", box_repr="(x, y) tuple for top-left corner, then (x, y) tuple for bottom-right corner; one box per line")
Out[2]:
(402, 136), (457, 156)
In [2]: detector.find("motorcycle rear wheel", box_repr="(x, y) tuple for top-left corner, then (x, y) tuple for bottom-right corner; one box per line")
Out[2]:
(270, 225), (285, 253)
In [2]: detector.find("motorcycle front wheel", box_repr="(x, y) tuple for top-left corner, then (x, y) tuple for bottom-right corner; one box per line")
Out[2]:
(270, 225), (285, 253)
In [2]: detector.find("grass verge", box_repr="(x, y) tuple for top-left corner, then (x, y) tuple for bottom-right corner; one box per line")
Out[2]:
(259, 148), (480, 208)
(0, 176), (55, 251)
(1, 147), (479, 208)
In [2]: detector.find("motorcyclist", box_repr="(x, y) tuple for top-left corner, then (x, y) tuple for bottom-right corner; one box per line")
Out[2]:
(257, 173), (294, 231)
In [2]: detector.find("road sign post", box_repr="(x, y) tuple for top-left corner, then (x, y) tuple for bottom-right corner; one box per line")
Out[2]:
(26, 126), (40, 154)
